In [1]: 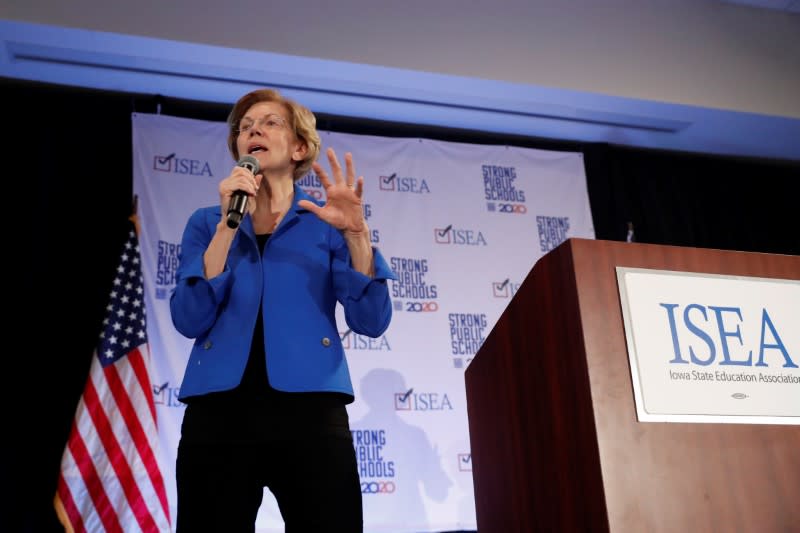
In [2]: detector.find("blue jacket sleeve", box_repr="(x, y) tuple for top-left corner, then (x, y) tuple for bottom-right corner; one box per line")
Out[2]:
(330, 225), (397, 337)
(169, 208), (233, 339)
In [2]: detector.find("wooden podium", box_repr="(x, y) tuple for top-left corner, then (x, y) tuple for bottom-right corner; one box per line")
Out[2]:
(464, 238), (800, 532)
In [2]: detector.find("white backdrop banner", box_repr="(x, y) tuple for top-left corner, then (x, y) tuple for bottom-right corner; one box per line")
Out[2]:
(132, 112), (595, 532)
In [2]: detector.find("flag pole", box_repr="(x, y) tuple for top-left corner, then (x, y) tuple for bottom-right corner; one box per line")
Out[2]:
(54, 494), (75, 533)
(129, 194), (140, 236)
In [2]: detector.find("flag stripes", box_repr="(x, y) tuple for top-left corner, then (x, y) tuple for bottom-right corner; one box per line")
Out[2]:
(55, 224), (171, 532)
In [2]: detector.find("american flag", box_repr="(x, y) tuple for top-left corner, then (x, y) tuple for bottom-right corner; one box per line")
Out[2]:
(55, 221), (171, 533)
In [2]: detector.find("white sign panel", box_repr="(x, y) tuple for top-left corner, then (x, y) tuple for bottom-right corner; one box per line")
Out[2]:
(617, 267), (800, 425)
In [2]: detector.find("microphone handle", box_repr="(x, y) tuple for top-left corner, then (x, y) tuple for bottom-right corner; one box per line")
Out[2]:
(225, 155), (260, 229)
(227, 191), (248, 229)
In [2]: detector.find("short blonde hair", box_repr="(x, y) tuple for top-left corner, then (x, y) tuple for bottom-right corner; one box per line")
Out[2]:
(227, 88), (321, 181)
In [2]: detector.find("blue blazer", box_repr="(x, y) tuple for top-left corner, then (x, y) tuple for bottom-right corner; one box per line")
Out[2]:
(170, 185), (395, 401)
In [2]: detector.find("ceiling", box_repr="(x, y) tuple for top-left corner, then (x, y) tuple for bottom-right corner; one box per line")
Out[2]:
(719, 0), (800, 12)
(1, 2), (799, 162)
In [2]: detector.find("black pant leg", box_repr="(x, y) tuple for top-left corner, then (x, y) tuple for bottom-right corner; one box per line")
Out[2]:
(175, 404), (265, 533)
(267, 435), (362, 533)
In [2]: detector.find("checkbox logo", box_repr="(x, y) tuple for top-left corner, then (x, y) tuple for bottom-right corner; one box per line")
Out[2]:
(393, 300), (403, 311)
(435, 225), (452, 244)
(153, 153), (175, 172)
(379, 173), (397, 191)
(153, 382), (169, 404)
(458, 453), (472, 471)
(340, 329), (352, 349)
(486, 202), (496, 212)
(395, 388), (413, 410)
(492, 279), (510, 298)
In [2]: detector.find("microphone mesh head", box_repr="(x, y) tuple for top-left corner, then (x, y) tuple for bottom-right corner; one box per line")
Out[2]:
(237, 155), (260, 174)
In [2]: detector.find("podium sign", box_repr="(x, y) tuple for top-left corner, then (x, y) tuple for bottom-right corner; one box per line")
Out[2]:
(616, 267), (800, 424)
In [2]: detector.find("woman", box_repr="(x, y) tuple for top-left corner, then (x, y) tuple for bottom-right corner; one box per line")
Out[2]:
(170, 88), (395, 532)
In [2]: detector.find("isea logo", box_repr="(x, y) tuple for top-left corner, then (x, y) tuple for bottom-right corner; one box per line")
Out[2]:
(153, 382), (184, 408)
(394, 388), (453, 412)
(340, 329), (391, 351)
(153, 153), (213, 177)
(434, 224), (487, 246)
(492, 278), (521, 298)
(378, 172), (431, 193)
(660, 304), (797, 369)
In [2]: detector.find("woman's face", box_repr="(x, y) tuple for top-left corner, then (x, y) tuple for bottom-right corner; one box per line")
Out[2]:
(235, 101), (305, 177)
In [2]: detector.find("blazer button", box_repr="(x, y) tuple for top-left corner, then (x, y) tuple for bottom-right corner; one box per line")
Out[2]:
(203, 340), (212, 349)
(321, 337), (331, 347)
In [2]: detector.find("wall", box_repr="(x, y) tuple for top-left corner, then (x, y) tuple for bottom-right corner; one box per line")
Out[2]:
(2, 0), (799, 119)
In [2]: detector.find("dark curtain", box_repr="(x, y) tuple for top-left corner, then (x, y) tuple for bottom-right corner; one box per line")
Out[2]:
(7, 79), (140, 533)
(3, 77), (797, 533)
(584, 145), (800, 253)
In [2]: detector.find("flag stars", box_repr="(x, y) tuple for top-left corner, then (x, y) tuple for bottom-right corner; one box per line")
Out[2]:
(96, 228), (148, 367)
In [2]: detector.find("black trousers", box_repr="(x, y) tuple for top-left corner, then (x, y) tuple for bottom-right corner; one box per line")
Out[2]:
(175, 400), (363, 533)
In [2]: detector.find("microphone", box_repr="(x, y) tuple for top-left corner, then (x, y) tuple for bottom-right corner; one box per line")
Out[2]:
(226, 155), (261, 229)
